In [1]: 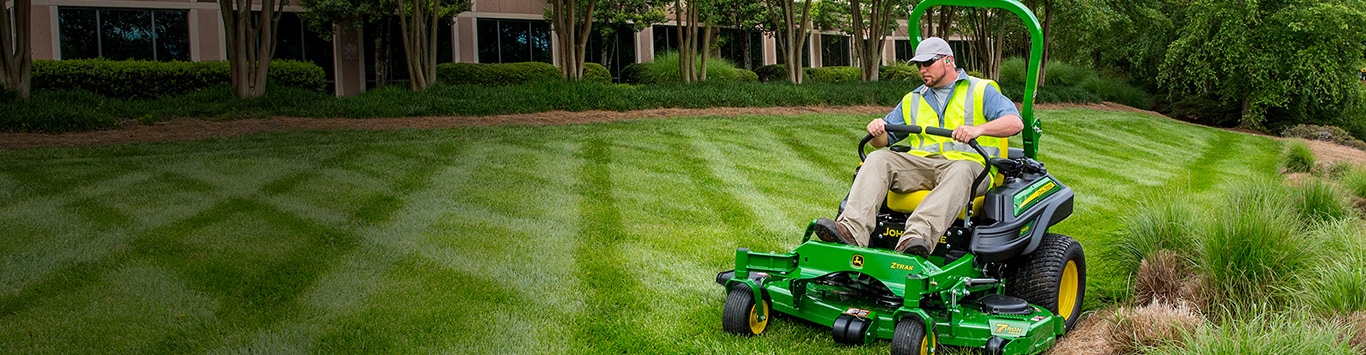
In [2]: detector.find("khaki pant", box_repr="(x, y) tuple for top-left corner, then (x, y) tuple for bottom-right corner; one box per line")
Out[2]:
(836, 149), (990, 248)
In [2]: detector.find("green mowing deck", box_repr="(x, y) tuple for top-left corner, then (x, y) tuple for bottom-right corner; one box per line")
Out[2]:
(0, 110), (1280, 354)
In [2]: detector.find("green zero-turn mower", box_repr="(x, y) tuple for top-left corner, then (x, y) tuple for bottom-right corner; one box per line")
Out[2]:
(714, 1), (1084, 354)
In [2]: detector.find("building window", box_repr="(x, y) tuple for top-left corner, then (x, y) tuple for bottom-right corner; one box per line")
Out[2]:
(275, 12), (335, 81)
(775, 37), (812, 68)
(477, 18), (551, 63)
(652, 25), (677, 55)
(894, 39), (913, 64)
(821, 34), (850, 67)
(585, 24), (636, 82)
(59, 7), (190, 61)
(717, 29), (763, 70)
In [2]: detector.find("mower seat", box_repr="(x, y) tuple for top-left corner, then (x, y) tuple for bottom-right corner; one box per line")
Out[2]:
(886, 191), (985, 219)
(883, 141), (1014, 219)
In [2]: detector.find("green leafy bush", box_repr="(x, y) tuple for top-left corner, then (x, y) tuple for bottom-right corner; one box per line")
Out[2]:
(31, 59), (325, 99)
(803, 66), (860, 83)
(755, 64), (787, 82)
(879, 64), (922, 82)
(615, 52), (747, 84)
(266, 60), (328, 93)
(734, 69), (758, 82)
(583, 62), (612, 84)
(436, 62), (561, 86)
(1282, 140), (1316, 173)
(620, 63), (655, 84)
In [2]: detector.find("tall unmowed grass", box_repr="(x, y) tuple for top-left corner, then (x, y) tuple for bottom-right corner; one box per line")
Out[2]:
(1116, 193), (1199, 274)
(1281, 140), (1316, 173)
(1292, 177), (1354, 225)
(1143, 309), (1359, 354)
(1199, 178), (1309, 308)
(1297, 219), (1366, 315)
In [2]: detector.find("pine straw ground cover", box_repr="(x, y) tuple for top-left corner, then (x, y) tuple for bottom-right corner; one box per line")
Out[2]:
(0, 109), (1280, 354)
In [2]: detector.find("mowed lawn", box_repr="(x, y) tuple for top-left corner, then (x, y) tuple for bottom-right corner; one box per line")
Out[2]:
(0, 109), (1280, 354)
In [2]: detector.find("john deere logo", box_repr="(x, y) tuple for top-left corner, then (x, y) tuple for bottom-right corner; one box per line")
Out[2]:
(851, 254), (865, 268)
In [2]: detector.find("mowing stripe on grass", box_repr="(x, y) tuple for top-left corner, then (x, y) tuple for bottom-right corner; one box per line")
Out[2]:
(570, 134), (655, 352)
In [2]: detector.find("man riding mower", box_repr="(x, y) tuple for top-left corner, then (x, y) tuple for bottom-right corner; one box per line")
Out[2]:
(715, 1), (1085, 354)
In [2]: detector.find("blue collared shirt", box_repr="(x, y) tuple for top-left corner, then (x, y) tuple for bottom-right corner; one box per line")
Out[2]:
(884, 69), (1020, 145)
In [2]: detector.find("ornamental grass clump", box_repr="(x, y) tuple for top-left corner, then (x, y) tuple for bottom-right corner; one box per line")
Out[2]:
(1144, 309), (1358, 355)
(1117, 195), (1199, 273)
(1339, 166), (1366, 199)
(1291, 177), (1354, 224)
(1198, 178), (1307, 309)
(1297, 220), (1366, 315)
(1281, 140), (1316, 173)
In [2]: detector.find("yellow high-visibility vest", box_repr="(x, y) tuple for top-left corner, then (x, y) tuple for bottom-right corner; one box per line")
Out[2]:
(899, 76), (1008, 165)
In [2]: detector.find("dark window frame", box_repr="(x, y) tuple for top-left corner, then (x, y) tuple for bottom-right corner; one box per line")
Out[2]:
(58, 7), (190, 62)
(477, 18), (552, 64)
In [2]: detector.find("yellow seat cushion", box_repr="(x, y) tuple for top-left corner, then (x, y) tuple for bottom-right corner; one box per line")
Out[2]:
(886, 190), (986, 219)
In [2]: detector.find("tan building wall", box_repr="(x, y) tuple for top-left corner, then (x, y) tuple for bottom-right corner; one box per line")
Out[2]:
(27, 0), (925, 95)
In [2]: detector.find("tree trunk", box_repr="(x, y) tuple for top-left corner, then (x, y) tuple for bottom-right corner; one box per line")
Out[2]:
(742, 30), (753, 70)
(699, 20), (713, 81)
(1, 0), (32, 100)
(551, 0), (593, 80)
(374, 19), (393, 88)
(220, 0), (284, 98)
(773, 0), (812, 84)
(676, 0), (699, 83)
(850, 0), (895, 81)
(397, 0), (440, 91)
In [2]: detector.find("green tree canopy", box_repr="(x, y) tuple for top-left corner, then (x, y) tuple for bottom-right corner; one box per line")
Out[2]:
(1159, 0), (1366, 130)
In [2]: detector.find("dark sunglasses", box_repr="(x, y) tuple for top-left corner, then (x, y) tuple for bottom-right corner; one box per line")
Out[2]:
(915, 56), (945, 68)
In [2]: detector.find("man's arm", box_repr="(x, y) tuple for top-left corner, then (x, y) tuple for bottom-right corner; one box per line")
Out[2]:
(951, 114), (1023, 143)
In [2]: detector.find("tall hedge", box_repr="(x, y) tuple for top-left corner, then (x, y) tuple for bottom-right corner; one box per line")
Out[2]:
(32, 59), (326, 99)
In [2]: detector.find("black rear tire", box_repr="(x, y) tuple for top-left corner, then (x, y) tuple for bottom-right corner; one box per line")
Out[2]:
(1006, 233), (1086, 331)
(722, 284), (769, 335)
(891, 317), (932, 355)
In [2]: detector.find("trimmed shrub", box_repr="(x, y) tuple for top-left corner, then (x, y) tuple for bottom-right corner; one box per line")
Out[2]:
(583, 62), (612, 83)
(1282, 140), (1316, 173)
(803, 66), (860, 83)
(734, 69), (758, 82)
(436, 62), (561, 86)
(879, 64), (922, 82)
(755, 64), (787, 82)
(620, 63), (654, 84)
(267, 60), (328, 93)
(31, 59), (325, 99)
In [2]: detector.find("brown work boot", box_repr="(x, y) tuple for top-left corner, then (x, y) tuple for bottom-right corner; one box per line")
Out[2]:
(814, 218), (856, 245)
(895, 236), (934, 257)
